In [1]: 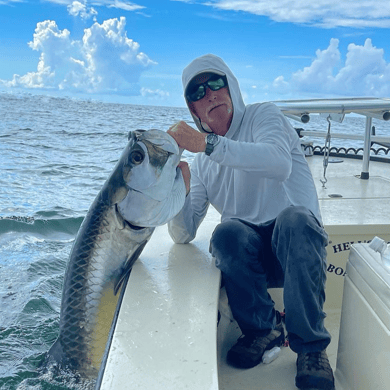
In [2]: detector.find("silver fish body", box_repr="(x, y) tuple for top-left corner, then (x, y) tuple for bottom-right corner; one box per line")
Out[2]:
(47, 129), (185, 377)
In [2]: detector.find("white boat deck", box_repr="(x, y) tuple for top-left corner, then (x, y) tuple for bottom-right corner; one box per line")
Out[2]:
(310, 156), (390, 228)
(98, 154), (390, 390)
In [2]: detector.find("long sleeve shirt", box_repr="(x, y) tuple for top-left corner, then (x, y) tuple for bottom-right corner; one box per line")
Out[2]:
(168, 103), (321, 244)
(168, 54), (321, 244)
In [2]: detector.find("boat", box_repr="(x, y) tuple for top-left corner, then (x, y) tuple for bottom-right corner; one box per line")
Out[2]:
(94, 98), (390, 389)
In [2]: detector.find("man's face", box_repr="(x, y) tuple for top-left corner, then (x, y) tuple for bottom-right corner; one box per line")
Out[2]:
(187, 73), (233, 136)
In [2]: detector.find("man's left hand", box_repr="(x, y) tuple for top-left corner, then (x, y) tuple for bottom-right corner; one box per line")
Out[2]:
(167, 121), (206, 153)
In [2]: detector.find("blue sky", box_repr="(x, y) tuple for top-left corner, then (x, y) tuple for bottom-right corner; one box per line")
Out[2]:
(1, 0), (390, 107)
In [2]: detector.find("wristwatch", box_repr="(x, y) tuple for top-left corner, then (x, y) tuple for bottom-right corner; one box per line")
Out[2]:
(205, 133), (220, 156)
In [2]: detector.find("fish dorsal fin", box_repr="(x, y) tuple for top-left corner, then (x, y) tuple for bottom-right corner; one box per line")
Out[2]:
(114, 239), (149, 295)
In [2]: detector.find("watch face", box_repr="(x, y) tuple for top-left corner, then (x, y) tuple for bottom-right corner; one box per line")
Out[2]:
(207, 133), (218, 145)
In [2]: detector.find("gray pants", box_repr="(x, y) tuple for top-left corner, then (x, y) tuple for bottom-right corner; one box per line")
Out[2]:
(210, 205), (331, 354)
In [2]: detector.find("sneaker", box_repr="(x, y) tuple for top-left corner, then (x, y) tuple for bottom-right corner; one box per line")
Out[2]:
(227, 326), (285, 369)
(296, 350), (335, 390)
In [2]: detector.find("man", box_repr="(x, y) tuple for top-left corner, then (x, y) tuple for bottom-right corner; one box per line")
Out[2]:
(167, 54), (335, 390)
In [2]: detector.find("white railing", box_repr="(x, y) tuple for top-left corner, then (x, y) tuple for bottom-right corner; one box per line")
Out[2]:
(273, 98), (390, 179)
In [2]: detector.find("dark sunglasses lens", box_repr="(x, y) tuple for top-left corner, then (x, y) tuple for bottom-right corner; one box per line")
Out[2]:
(187, 76), (227, 102)
(207, 77), (226, 91)
(188, 85), (206, 102)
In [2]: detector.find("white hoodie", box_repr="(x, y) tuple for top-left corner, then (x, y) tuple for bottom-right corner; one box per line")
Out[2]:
(168, 54), (322, 244)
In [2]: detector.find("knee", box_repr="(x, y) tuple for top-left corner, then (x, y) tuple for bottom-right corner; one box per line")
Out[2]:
(275, 206), (313, 233)
(273, 206), (328, 253)
(210, 219), (246, 257)
(211, 220), (266, 277)
(210, 219), (263, 264)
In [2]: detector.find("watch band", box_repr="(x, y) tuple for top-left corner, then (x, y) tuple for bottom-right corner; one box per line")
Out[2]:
(205, 133), (219, 156)
(205, 142), (214, 156)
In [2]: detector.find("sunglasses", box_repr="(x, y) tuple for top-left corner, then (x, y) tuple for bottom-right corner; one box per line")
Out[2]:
(186, 75), (228, 102)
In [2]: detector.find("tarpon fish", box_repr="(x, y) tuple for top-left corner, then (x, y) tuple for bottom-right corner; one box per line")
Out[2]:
(47, 129), (186, 378)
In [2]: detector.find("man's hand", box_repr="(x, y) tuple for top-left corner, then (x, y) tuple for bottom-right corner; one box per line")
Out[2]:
(167, 121), (206, 153)
(178, 161), (191, 196)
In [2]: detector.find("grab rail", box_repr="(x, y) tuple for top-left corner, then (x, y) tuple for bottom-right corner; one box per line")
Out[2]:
(273, 98), (390, 180)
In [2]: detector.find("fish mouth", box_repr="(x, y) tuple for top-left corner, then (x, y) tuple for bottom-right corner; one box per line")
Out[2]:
(115, 203), (146, 230)
(124, 219), (146, 230)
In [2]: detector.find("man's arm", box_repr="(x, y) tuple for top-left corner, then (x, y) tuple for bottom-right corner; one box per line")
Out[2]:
(208, 104), (294, 180)
(168, 104), (295, 182)
(168, 160), (210, 244)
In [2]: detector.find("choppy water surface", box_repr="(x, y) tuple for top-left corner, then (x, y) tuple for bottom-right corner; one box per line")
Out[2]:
(0, 91), (389, 389)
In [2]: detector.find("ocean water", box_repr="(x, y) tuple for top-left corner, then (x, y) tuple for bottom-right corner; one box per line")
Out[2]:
(0, 92), (195, 390)
(0, 92), (389, 389)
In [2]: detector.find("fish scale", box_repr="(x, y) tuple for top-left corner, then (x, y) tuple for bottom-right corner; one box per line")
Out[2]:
(57, 194), (154, 374)
(46, 129), (186, 379)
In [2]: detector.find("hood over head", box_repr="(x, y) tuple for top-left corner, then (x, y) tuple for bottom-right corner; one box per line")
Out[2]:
(182, 54), (246, 139)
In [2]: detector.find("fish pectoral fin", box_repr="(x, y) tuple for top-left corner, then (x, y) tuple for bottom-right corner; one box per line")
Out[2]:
(114, 240), (149, 295)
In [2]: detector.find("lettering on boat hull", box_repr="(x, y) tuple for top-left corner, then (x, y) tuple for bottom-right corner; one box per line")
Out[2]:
(327, 263), (347, 277)
(327, 240), (374, 278)
(331, 240), (374, 255)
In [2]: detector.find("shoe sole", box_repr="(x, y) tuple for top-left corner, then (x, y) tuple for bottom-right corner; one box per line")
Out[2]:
(296, 375), (336, 390)
(301, 387), (336, 390)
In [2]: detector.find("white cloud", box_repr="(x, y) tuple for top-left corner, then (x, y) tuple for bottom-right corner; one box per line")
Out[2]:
(272, 38), (390, 97)
(195, 0), (390, 28)
(1, 17), (157, 95)
(0, 0), (23, 5)
(67, 1), (98, 20)
(286, 38), (341, 92)
(107, 0), (145, 11)
(43, 0), (145, 12)
(140, 87), (170, 98)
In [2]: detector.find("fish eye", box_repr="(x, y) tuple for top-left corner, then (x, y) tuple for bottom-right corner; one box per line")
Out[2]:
(129, 150), (144, 165)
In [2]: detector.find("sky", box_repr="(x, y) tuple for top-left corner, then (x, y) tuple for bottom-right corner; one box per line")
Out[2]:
(1, 0), (390, 107)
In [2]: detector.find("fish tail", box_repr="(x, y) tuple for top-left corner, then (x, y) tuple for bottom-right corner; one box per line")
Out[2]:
(47, 337), (64, 365)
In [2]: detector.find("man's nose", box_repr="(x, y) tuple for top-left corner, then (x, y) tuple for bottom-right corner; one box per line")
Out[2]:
(205, 87), (217, 101)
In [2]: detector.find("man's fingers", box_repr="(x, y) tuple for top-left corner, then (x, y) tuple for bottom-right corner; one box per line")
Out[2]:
(168, 121), (206, 153)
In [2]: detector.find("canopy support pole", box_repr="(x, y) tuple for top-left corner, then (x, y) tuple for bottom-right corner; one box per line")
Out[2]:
(361, 116), (372, 180)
